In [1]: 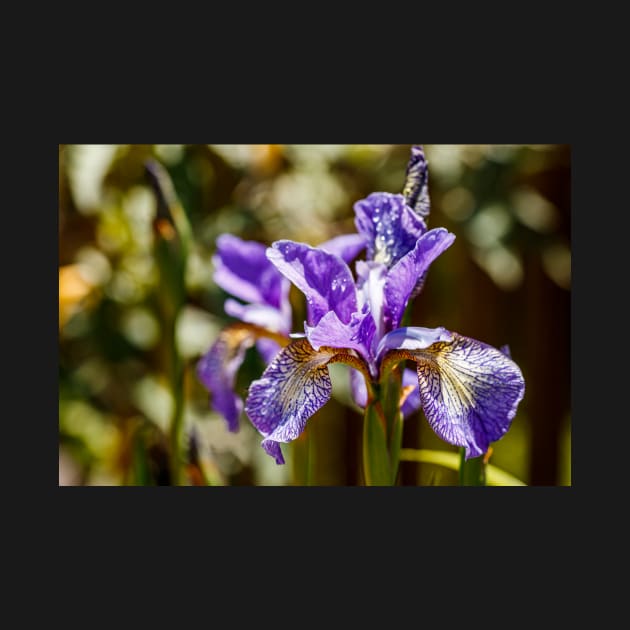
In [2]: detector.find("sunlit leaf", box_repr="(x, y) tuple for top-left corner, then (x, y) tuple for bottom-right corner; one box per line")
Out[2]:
(399, 449), (526, 486)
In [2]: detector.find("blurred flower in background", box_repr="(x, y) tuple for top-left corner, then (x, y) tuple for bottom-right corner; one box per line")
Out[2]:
(58, 144), (571, 486)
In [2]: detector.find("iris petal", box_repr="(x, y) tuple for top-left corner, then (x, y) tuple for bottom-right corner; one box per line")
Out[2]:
(262, 440), (286, 465)
(408, 333), (525, 459)
(354, 192), (427, 268)
(213, 234), (287, 309)
(267, 240), (357, 325)
(196, 324), (258, 432)
(319, 233), (367, 264)
(305, 308), (375, 366)
(383, 228), (455, 331)
(377, 325), (453, 361)
(356, 260), (388, 345)
(349, 368), (367, 409)
(400, 368), (422, 418)
(245, 338), (341, 463)
(224, 299), (289, 333)
(223, 299), (287, 365)
(256, 338), (283, 365)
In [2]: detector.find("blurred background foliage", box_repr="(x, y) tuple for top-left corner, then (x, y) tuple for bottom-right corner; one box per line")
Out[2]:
(58, 144), (571, 486)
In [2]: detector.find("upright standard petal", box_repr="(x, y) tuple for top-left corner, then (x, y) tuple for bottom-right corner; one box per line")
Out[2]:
(383, 228), (455, 331)
(319, 233), (367, 264)
(245, 338), (347, 464)
(356, 260), (388, 344)
(213, 234), (287, 309)
(402, 145), (431, 219)
(267, 240), (357, 325)
(398, 332), (525, 459)
(196, 324), (258, 432)
(354, 192), (427, 268)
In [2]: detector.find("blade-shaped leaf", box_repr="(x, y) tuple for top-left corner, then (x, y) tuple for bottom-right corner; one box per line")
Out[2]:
(399, 449), (526, 486)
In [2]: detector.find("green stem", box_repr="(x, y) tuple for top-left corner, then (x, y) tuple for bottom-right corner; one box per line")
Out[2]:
(362, 399), (391, 486)
(360, 345), (412, 486)
(382, 365), (403, 485)
(458, 448), (486, 486)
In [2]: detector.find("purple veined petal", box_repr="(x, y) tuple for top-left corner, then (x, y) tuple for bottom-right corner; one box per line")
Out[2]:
(402, 145), (431, 219)
(400, 368), (422, 418)
(213, 234), (287, 309)
(354, 192), (427, 268)
(262, 440), (286, 465)
(383, 228), (456, 332)
(196, 324), (258, 432)
(408, 332), (525, 459)
(304, 306), (376, 370)
(318, 233), (367, 264)
(245, 338), (339, 464)
(377, 325), (453, 363)
(267, 240), (357, 326)
(224, 298), (290, 334)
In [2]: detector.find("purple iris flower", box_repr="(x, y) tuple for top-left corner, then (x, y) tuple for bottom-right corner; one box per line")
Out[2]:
(244, 147), (525, 464)
(196, 232), (366, 434)
(196, 234), (291, 432)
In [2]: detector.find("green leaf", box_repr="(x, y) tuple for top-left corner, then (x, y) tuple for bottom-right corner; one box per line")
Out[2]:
(389, 411), (404, 485)
(146, 160), (191, 486)
(399, 449), (526, 486)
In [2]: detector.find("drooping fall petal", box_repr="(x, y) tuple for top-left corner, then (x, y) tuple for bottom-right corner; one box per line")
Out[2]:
(383, 330), (525, 459)
(245, 338), (355, 464)
(196, 324), (259, 432)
